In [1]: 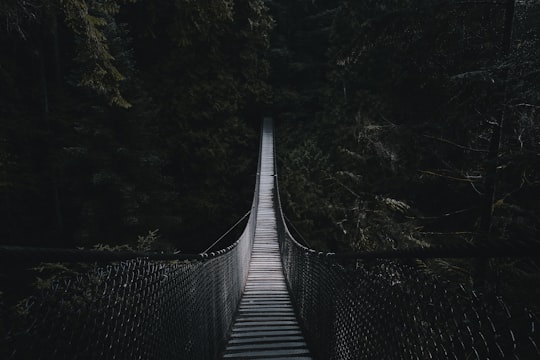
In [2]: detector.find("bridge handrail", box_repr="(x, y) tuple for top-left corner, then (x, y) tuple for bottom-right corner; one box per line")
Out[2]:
(271, 119), (540, 359)
(1, 123), (263, 360)
(0, 238), (243, 263)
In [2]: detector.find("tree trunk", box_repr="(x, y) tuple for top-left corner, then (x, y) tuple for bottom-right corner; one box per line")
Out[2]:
(38, 30), (65, 245)
(477, 0), (515, 289)
(38, 48), (49, 121)
(50, 11), (62, 87)
(479, 0), (515, 238)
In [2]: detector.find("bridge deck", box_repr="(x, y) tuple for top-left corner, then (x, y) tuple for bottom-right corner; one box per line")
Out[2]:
(222, 120), (312, 359)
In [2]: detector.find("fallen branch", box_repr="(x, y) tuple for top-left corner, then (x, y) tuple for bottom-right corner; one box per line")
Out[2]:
(407, 207), (476, 220)
(423, 135), (488, 153)
(419, 170), (480, 183)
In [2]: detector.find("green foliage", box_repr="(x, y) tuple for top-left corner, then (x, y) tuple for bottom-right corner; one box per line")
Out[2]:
(137, 229), (159, 251)
(0, 0), (273, 252)
(32, 263), (79, 290)
(272, 0), (540, 302)
(59, 0), (136, 107)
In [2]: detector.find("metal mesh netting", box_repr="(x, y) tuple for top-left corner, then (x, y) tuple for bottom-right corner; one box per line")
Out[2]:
(269, 118), (540, 359)
(4, 217), (255, 360)
(280, 238), (540, 359)
(2, 136), (263, 360)
(274, 193), (540, 359)
(4, 117), (540, 360)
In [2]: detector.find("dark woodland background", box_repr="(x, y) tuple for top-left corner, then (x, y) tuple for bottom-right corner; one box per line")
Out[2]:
(1, 0), (539, 303)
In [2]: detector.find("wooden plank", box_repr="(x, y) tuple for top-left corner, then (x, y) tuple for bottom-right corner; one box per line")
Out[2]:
(225, 341), (308, 351)
(229, 329), (302, 338)
(239, 306), (293, 310)
(223, 348), (311, 358)
(221, 119), (311, 359)
(227, 335), (305, 345)
(231, 325), (301, 334)
(238, 307), (294, 312)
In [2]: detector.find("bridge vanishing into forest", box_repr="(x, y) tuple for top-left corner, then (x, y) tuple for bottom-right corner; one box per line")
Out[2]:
(1, 118), (540, 359)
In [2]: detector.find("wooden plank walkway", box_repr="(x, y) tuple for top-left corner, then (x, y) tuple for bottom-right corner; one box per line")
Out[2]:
(222, 119), (312, 359)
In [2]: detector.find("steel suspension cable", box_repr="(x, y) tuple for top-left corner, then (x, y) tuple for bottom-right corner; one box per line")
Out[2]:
(201, 210), (251, 254)
(271, 118), (540, 360)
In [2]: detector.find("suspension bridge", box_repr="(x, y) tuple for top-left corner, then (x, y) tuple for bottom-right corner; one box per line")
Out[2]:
(1, 118), (539, 359)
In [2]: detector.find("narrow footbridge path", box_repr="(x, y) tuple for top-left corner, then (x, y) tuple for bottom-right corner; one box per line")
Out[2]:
(2, 118), (539, 360)
(222, 119), (312, 359)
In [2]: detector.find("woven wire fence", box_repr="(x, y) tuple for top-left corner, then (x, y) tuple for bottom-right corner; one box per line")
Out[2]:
(2, 201), (260, 360)
(1, 120), (269, 360)
(2, 204), (257, 360)
(273, 187), (539, 360)
(3, 207), (258, 360)
(1, 139), (263, 360)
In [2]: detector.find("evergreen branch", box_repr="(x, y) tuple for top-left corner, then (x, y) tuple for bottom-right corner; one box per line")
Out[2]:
(407, 207), (476, 220)
(331, 176), (361, 198)
(423, 135), (488, 153)
(377, 111), (397, 127)
(419, 231), (479, 235)
(509, 103), (540, 109)
(453, 1), (507, 5)
(419, 170), (481, 183)
(469, 180), (484, 196)
(495, 172), (526, 206)
(483, 118), (500, 126)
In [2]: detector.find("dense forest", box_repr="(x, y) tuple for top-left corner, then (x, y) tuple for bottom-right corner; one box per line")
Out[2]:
(1, 0), (539, 296)
(270, 0), (540, 303)
(0, 0), (272, 252)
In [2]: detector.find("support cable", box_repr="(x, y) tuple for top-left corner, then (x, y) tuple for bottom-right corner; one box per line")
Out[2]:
(0, 210), (251, 264)
(201, 210), (251, 254)
(284, 214), (312, 248)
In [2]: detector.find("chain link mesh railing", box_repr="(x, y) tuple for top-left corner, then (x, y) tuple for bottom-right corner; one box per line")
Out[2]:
(3, 217), (257, 360)
(3, 219), (258, 360)
(3, 118), (540, 360)
(1, 129), (263, 360)
(273, 165), (539, 358)
(5, 250), (250, 360)
(276, 234), (540, 359)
